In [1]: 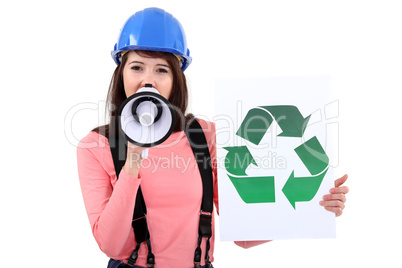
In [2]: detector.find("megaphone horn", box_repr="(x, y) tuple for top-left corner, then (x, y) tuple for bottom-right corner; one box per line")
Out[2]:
(119, 84), (176, 157)
(131, 96), (163, 126)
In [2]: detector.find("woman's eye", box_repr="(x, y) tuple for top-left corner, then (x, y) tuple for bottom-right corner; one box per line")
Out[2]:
(157, 68), (168, 73)
(131, 66), (142, 71)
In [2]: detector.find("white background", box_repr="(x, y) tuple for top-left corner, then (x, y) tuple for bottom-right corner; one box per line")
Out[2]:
(0, 0), (401, 267)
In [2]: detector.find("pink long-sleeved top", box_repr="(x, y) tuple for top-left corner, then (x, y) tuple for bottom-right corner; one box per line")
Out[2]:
(77, 119), (266, 267)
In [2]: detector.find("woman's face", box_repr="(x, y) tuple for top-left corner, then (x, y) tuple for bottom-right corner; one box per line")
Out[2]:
(123, 51), (174, 99)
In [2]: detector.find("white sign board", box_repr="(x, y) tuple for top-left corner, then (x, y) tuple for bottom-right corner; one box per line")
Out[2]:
(215, 76), (337, 241)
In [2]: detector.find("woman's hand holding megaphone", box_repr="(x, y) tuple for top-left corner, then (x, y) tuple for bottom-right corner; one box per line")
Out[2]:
(123, 141), (146, 178)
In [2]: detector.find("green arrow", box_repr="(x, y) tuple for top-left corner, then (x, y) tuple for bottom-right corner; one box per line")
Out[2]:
(223, 146), (257, 176)
(227, 174), (275, 203)
(294, 136), (329, 175)
(282, 168), (328, 209)
(236, 106), (311, 145)
(282, 136), (329, 209)
(235, 108), (274, 145)
(224, 146), (275, 203)
(260, 105), (311, 138)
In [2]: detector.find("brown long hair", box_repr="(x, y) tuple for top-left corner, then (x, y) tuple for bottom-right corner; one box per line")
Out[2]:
(93, 50), (193, 137)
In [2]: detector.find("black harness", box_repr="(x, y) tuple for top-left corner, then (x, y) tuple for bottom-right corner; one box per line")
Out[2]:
(108, 119), (214, 268)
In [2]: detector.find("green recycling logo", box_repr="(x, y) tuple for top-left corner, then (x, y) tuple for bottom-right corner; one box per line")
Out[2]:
(224, 105), (329, 209)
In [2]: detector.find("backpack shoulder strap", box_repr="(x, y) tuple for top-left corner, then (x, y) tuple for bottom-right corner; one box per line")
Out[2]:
(108, 130), (154, 268)
(185, 119), (214, 268)
(185, 119), (214, 214)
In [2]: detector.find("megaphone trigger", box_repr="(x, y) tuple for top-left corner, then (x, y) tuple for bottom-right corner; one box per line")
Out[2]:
(141, 149), (149, 159)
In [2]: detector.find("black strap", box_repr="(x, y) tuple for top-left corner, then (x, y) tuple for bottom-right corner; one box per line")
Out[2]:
(185, 119), (214, 214)
(108, 125), (154, 268)
(108, 118), (213, 268)
(185, 119), (213, 268)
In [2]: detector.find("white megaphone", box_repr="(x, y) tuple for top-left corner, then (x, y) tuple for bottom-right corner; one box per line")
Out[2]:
(119, 84), (176, 159)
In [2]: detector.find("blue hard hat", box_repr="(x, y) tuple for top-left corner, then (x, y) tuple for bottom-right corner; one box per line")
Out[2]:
(111, 7), (192, 71)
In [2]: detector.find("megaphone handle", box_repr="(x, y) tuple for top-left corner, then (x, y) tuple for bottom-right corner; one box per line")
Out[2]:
(141, 149), (149, 159)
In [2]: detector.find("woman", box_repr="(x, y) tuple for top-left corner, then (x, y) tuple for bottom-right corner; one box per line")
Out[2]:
(77, 7), (349, 268)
